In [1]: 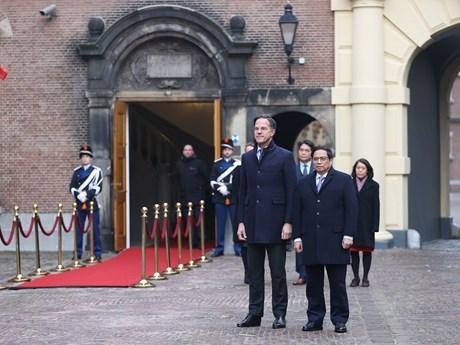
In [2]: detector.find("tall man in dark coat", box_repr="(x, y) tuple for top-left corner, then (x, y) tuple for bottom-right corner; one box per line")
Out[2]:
(176, 144), (209, 247)
(236, 115), (297, 329)
(293, 146), (358, 334)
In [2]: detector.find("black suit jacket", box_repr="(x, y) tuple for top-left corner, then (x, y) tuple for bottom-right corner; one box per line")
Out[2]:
(237, 141), (297, 244)
(293, 168), (358, 265)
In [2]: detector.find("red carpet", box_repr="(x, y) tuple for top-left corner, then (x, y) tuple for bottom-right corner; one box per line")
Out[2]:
(16, 246), (211, 289)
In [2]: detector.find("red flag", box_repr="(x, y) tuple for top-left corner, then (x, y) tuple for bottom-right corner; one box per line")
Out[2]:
(0, 65), (8, 80)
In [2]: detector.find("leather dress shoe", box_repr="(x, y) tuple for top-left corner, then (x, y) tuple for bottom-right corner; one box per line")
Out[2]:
(334, 322), (347, 333)
(272, 316), (286, 329)
(350, 278), (360, 287)
(293, 278), (306, 286)
(236, 314), (261, 327)
(361, 278), (370, 287)
(302, 321), (323, 331)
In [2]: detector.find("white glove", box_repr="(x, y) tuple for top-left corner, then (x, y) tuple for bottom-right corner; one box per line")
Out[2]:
(77, 191), (88, 203)
(217, 185), (229, 196)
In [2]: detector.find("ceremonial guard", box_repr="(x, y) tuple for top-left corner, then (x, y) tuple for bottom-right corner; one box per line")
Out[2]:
(210, 138), (241, 257)
(69, 144), (103, 261)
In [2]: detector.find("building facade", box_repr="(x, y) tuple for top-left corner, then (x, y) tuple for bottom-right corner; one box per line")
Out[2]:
(1, 0), (460, 251)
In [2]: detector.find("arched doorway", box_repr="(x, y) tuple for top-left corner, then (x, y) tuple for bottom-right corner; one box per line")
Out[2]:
(79, 5), (257, 250)
(272, 111), (333, 154)
(407, 25), (460, 241)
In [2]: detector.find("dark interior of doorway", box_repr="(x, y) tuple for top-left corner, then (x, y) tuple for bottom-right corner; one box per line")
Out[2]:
(128, 103), (215, 246)
(272, 112), (316, 151)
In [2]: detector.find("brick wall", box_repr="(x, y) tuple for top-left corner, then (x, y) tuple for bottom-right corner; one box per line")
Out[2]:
(0, 1), (333, 212)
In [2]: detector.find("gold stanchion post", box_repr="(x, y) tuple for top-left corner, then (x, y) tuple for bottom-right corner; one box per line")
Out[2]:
(175, 202), (189, 272)
(85, 201), (97, 265)
(149, 204), (166, 281)
(8, 206), (31, 282)
(199, 200), (211, 263)
(134, 207), (154, 288)
(29, 204), (50, 276)
(69, 202), (85, 268)
(53, 204), (69, 272)
(186, 202), (200, 268)
(162, 203), (178, 275)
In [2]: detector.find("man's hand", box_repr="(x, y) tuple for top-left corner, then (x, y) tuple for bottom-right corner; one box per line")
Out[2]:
(342, 237), (353, 249)
(77, 191), (87, 203)
(294, 240), (303, 253)
(237, 223), (247, 241)
(281, 223), (292, 240)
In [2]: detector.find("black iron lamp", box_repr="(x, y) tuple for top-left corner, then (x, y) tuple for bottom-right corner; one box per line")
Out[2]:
(279, 3), (298, 85)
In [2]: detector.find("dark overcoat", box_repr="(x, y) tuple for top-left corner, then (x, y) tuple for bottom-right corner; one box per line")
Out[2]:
(175, 155), (209, 204)
(353, 178), (380, 248)
(237, 142), (296, 244)
(292, 168), (358, 265)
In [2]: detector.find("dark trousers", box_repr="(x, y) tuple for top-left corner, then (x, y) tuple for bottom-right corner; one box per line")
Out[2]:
(247, 243), (288, 318)
(305, 264), (349, 325)
(214, 203), (239, 254)
(77, 209), (101, 257)
(296, 252), (307, 280)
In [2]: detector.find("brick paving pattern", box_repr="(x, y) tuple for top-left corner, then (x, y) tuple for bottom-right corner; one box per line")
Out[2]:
(0, 241), (459, 344)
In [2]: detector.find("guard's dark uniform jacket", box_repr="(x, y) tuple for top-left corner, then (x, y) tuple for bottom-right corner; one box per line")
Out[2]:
(210, 158), (240, 204)
(69, 165), (103, 210)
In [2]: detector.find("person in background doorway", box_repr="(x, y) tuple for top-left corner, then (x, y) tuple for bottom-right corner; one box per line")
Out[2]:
(70, 144), (103, 262)
(349, 158), (380, 288)
(210, 138), (241, 257)
(236, 115), (297, 330)
(292, 146), (358, 333)
(232, 141), (255, 283)
(292, 139), (315, 286)
(176, 144), (209, 247)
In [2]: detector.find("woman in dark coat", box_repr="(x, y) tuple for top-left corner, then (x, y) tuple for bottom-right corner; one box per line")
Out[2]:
(349, 158), (380, 287)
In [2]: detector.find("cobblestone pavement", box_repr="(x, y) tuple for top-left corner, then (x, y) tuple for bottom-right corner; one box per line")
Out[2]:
(0, 241), (459, 345)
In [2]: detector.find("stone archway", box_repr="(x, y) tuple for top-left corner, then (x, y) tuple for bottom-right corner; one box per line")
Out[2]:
(332, 0), (460, 246)
(78, 5), (257, 249)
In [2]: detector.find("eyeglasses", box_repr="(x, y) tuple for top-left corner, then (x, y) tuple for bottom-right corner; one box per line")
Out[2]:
(313, 156), (329, 162)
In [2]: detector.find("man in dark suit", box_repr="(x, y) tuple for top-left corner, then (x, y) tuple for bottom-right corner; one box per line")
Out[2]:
(292, 146), (358, 333)
(293, 139), (315, 286)
(176, 144), (209, 247)
(236, 115), (297, 329)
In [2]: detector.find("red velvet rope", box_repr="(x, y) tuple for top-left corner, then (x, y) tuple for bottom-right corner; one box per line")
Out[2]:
(60, 214), (75, 233)
(171, 215), (182, 239)
(147, 218), (159, 240)
(184, 214), (193, 238)
(76, 214), (93, 234)
(18, 217), (34, 238)
(160, 217), (169, 240)
(195, 211), (202, 227)
(36, 216), (60, 237)
(0, 220), (16, 246)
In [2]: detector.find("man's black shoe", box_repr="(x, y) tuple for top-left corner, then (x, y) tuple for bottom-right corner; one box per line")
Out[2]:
(236, 314), (261, 327)
(96, 256), (102, 263)
(302, 321), (323, 331)
(272, 316), (286, 329)
(334, 322), (347, 333)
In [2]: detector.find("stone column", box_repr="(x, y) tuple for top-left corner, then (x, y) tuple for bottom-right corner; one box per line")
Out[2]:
(351, 0), (393, 246)
(86, 90), (114, 252)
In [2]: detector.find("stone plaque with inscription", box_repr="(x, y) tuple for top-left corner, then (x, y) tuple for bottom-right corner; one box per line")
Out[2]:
(147, 54), (192, 78)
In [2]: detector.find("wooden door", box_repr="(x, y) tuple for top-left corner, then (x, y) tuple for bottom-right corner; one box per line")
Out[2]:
(213, 99), (221, 160)
(113, 101), (127, 251)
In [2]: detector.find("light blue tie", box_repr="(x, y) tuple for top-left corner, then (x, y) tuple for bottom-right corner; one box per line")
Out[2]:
(316, 176), (325, 191)
(257, 148), (263, 161)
